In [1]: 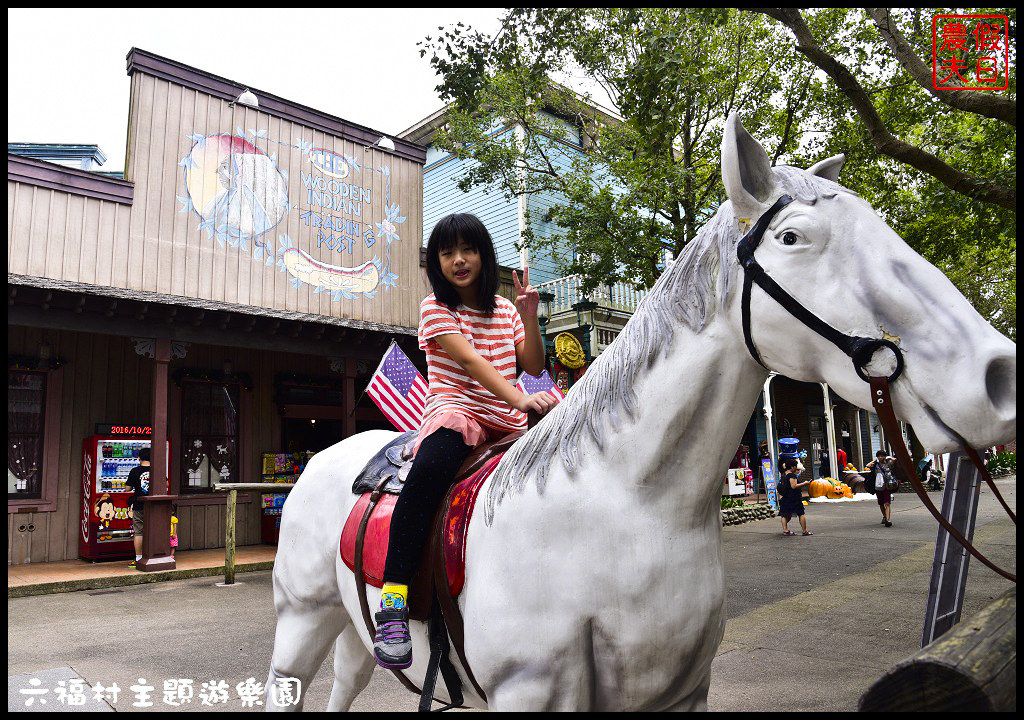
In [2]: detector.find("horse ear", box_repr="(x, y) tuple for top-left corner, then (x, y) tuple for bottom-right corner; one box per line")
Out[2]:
(721, 113), (777, 221)
(807, 154), (845, 182)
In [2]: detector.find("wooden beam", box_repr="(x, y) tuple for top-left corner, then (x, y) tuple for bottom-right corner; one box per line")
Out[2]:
(8, 305), (412, 361)
(859, 588), (1016, 711)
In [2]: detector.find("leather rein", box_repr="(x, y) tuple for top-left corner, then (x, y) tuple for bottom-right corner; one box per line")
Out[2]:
(738, 195), (1016, 583)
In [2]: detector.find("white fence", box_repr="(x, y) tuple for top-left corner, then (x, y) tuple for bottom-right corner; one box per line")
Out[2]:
(536, 275), (647, 314)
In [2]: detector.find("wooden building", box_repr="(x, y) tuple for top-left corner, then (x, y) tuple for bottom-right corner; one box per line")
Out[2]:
(8, 48), (428, 565)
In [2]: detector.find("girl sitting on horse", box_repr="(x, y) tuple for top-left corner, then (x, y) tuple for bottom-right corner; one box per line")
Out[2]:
(373, 212), (559, 670)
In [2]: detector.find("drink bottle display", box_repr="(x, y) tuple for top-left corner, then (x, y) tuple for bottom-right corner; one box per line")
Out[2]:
(80, 435), (170, 561)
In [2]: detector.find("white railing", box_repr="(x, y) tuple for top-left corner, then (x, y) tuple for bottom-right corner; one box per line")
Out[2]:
(536, 275), (648, 315)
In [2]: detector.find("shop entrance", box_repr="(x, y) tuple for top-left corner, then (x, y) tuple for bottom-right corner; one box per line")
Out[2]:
(282, 418), (343, 454)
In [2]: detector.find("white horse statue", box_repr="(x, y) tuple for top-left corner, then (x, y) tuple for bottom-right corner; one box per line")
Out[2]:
(265, 114), (1016, 711)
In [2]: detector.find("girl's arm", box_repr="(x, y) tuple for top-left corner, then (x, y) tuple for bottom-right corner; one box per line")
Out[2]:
(512, 268), (545, 376)
(436, 333), (556, 414)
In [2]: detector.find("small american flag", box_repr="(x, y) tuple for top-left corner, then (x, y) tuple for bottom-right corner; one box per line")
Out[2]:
(367, 341), (428, 431)
(515, 369), (565, 401)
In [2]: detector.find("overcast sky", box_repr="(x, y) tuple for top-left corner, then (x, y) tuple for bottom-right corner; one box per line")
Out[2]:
(7, 8), (507, 171)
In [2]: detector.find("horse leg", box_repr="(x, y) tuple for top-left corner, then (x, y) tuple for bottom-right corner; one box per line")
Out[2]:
(265, 605), (345, 711)
(663, 674), (711, 712)
(324, 622), (375, 711)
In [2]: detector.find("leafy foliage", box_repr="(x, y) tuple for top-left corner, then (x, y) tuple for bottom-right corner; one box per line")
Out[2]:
(986, 450), (1016, 476)
(421, 8), (1015, 337)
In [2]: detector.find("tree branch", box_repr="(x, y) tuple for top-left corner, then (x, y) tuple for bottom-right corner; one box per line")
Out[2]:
(867, 8), (1015, 127)
(754, 8), (1015, 211)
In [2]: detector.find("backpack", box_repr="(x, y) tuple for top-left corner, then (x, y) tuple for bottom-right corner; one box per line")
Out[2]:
(777, 473), (790, 499)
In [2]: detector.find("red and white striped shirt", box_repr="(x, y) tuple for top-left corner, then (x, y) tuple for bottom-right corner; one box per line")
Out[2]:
(418, 294), (527, 434)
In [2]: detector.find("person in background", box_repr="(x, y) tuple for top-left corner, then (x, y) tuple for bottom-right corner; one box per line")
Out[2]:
(170, 506), (179, 558)
(865, 450), (896, 527)
(125, 448), (151, 569)
(778, 457), (812, 536)
(818, 448), (830, 479)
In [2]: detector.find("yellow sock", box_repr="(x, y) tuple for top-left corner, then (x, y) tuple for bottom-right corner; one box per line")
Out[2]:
(381, 582), (408, 611)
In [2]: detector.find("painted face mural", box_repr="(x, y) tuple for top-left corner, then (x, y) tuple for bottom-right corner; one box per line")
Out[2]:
(183, 134), (290, 242)
(178, 131), (406, 301)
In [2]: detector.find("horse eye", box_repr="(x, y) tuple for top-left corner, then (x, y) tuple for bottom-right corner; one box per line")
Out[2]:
(782, 232), (798, 246)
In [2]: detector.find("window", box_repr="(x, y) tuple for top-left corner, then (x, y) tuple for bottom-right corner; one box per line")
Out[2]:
(181, 380), (240, 493)
(8, 370), (46, 499)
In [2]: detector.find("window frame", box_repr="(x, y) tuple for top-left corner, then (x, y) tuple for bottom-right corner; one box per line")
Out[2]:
(178, 378), (243, 496)
(7, 367), (63, 514)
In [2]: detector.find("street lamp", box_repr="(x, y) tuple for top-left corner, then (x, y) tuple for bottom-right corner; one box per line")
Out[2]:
(572, 299), (598, 363)
(538, 291), (554, 371)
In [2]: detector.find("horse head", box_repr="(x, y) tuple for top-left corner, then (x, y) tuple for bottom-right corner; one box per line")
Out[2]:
(721, 114), (1015, 452)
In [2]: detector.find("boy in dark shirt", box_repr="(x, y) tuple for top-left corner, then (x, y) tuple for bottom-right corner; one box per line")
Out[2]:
(125, 448), (151, 568)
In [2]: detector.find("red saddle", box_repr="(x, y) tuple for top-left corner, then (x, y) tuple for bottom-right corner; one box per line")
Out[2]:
(340, 453), (504, 605)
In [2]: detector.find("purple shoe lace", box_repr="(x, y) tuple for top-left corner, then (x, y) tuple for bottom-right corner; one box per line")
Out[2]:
(376, 620), (410, 644)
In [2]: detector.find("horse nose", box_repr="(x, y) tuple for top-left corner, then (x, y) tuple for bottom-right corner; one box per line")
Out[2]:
(984, 353), (1016, 423)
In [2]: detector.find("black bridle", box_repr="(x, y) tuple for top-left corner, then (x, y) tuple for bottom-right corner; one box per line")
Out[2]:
(736, 194), (905, 383)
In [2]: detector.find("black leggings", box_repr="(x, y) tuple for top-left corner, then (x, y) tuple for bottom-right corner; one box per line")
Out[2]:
(382, 428), (473, 585)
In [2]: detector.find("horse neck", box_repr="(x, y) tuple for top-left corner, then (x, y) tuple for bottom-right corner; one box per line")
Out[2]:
(598, 316), (767, 520)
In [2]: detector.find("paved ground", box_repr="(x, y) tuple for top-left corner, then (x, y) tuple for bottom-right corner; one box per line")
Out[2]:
(8, 479), (1015, 712)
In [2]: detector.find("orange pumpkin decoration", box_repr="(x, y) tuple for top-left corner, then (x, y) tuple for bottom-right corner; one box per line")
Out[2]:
(809, 479), (832, 498)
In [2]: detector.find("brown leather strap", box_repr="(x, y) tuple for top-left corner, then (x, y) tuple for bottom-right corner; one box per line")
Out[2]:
(869, 377), (1015, 583)
(963, 446), (1017, 524)
(354, 478), (422, 696)
(432, 490), (489, 703)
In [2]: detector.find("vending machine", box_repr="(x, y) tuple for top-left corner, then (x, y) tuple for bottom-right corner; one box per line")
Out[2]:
(79, 432), (169, 561)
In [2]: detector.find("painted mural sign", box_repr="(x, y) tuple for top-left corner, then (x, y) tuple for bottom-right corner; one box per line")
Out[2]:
(178, 130), (406, 300)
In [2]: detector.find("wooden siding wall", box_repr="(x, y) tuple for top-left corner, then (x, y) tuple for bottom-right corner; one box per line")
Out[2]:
(525, 130), (583, 285)
(7, 325), (351, 565)
(8, 183), (134, 287)
(9, 72), (424, 329)
(422, 127), (519, 264)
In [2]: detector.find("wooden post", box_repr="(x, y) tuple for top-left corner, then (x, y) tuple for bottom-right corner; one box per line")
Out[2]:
(140, 337), (175, 572)
(859, 587), (1016, 711)
(225, 489), (237, 585)
(213, 483), (294, 585)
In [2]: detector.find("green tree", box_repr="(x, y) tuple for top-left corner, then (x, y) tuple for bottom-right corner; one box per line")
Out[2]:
(759, 8), (1016, 339)
(423, 8), (1016, 338)
(422, 8), (815, 292)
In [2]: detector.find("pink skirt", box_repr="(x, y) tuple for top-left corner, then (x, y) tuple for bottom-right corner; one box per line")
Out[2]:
(414, 410), (504, 456)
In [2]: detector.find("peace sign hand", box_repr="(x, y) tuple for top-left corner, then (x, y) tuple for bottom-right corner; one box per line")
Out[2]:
(512, 267), (539, 318)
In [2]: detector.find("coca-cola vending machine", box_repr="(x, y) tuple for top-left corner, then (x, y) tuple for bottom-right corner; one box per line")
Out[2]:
(79, 425), (169, 561)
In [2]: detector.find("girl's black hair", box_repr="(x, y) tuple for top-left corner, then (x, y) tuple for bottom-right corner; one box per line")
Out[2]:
(782, 457), (799, 470)
(425, 213), (499, 312)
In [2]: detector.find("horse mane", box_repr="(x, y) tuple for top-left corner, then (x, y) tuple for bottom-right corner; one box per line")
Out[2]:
(483, 167), (855, 525)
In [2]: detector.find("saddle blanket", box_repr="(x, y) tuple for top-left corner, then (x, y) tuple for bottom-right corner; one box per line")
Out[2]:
(340, 454), (504, 598)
